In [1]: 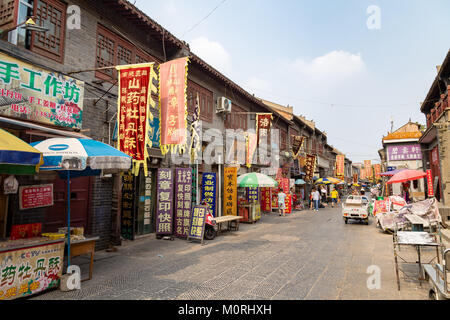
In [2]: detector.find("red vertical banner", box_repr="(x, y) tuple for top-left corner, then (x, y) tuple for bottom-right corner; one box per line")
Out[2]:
(427, 169), (434, 197)
(256, 113), (272, 144)
(336, 155), (345, 178)
(285, 195), (292, 214)
(374, 164), (382, 181)
(159, 57), (189, 155)
(364, 160), (372, 179)
(261, 187), (272, 212)
(116, 63), (157, 176)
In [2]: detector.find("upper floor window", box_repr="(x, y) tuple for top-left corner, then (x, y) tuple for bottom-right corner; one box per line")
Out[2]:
(2, 0), (66, 63)
(187, 80), (213, 123)
(225, 104), (247, 130)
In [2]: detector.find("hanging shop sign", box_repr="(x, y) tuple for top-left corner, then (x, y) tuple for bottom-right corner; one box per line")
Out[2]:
(0, 52), (84, 129)
(387, 144), (422, 161)
(285, 194), (292, 214)
(427, 169), (434, 197)
(187, 205), (208, 243)
(156, 168), (174, 235)
(174, 168), (192, 238)
(261, 188), (272, 212)
(374, 164), (382, 181)
(364, 160), (372, 179)
(247, 187), (259, 203)
(159, 57), (189, 155)
(246, 132), (258, 168)
(256, 113), (272, 144)
(0, 240), (65, 300)
(201, 173), (217, 217)
(224, 167), (237, 216)
(291, 136), (305, 158)
(336, 155), (345, 177)
(353, 173), (358, 184)
(116, 63), (158, 176)
(121, 171), (136, 240)
(304, 154), (317, 182)
(19, 184), (53, 210)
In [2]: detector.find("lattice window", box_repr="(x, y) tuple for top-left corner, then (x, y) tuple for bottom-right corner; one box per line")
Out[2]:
(96, 32), (115, 77)
(31, 0), (66, 62)
(117, 44), (132, 66)
(0, 0), (17, 30)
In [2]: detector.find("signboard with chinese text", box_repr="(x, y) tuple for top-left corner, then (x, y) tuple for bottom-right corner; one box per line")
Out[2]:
(247, 187), (259, 203)
(291, 136), (304, 158)
(304, 154), (317, 182)
(285, 194), (292, 214)
(364, 160), (372, 179)
(201, 173), (217, 217)
(156, 168), (174, 235)
(187, 205), (208, 243)
(246, 132), (258, 168)
(336, 155), (345, 177)
(256, 113), (272, 144)
(10, 223), (42, 240)
(0, 241), (64, 300)
(121, 171), (136, 240)
(373, 199), (391, 217)
(19, 184), (53, 210)
(387, 144), (422, 161)
(224, 167), (237, 216)
(0, 52), (84, 129)
(174, 168), (192, 238)
(261, 187), (272, 212)
(374, 164), (382, 181)
(427, 169), (434, 197)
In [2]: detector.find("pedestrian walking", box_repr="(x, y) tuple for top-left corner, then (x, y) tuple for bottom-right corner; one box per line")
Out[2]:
(278, 190), (287, 216)
(331, 188), (339, 208)
(309, 190), (314, 210)
(312, 188), (320, 212)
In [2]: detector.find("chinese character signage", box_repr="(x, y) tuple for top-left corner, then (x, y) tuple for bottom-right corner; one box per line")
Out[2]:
(247, 187), (259, 203)
(0, 52), (84, 129)
(224, 167), (237, 216)
(256, 113), (272, 144)
(142, 172), (153, 232)
(364, 160), (372, 179)
(116, 63), (158, 176)
(0, 241), (65, 300)
(156, 168), (174, 235)
(374, 164), (382, 181)
(336, 155), (345, 178)
(292, 136), (304, 158)
(353, 173), (358, 184)
(201, 173), (217, 217)
(280, 178), (290, 193)
(285, 194), (292, 214)
(304, 154), (317, 182)
(174, 168), (192, 238)
(121, 171), (135, 240)
(373, 199), (391, 217)
(159, 57), (189, 155)
(10, 223), (42, 240)
(261, 188), (272, 212)
(188, 205), (208, 242)
(19, 184), (53, 210)
(387, 144), (422, 161)
(427, 169), (434, 197)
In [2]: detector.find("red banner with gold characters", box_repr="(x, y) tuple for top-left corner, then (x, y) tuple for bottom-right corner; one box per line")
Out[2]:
(159, 57), (189, 155)
(304, 154), (317, 182)
(335, 155), (345, 178)
(364, 160), (372, 180)
(116, 63), (158, 176)
(256, 113), (272, 144)
(374, 164), (382, 181)
(353, 173), (358, 184)
(427, 169), (434, 197)
(261, 187), (272, 212)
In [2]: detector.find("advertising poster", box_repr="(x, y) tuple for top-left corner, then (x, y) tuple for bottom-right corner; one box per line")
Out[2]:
(174, 168), (192, 238)
(201, 173), (217, 217)
(156, 168), (174, 235)
(224, 167), (237, 216)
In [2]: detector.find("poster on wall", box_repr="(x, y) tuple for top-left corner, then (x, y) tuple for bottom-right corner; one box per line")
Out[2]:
(121, 171), (135, 240)
(0, 52), (84, 129)
(224, 167), (237, 216)
(156, 168), (174, 235)
(19, 184), (53, 210)
(201, 173), (217, 217)
(174, 168), (192, 238)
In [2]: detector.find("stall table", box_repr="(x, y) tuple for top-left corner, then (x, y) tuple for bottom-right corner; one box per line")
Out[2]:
(213, 216), (243, 234)
(67, 236), (99, 282)
(239, 203), (261, 223)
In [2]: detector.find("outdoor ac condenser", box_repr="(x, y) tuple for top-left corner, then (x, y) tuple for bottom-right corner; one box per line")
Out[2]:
(216, 97), (232, 114)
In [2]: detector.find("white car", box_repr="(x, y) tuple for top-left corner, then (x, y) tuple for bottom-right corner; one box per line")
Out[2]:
(342, 195), (370, 225)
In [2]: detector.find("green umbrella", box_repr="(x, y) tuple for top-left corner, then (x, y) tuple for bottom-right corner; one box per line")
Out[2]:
(237, 173), (279, 188)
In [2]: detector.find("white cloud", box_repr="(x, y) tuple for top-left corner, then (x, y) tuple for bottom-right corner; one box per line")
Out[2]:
(190, 37), (232, 75)
(243, 77), (271, 95)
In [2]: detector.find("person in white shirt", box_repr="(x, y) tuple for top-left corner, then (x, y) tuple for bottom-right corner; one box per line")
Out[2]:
(278, 191), (287, 216)
(312, 189), (321, 212)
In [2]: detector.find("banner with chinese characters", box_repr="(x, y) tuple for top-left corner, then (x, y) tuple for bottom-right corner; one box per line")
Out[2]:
(188, 205), (208, 241)
(374, 164), (382, 181)
(174, 168), (192, 238)
(247, 187), (259, 203)
(159, 57), (189, 155)
(335, 155), (345, 178)
(0, 52), (84, 129)
(261, 187), (272, 212)
(0, 241), (65, 300)
(285, 195), (292, 214)
(427, 169), (434, 197)
(256, 113), (272, 144)
(116, 63), (158, 176)
(201, 173), (217, 217)
(387, 144), (422, 161)
(121, 171), (135, 240)
(364, 160), (372, 180)
(224, 167), (237, 216)
(304, 154), (317, 182)
(280, 178), (290, 193)
(141, 172), (153, 233)
(353, 173), (358, 184)
(156, 168), (174, 235)
(291, 136), (305, 158)
(246, 132), (258, 168)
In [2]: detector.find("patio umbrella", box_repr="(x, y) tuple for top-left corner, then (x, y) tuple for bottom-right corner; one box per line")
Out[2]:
(31, 138), (132, 267)
(315, 178), (332, 185)
(326, 177), (344, 184)
(295, 179), (306, 185)
(0, 128), (43, 175)
(379, 168), (407, 177)
(387, 169), (427, 185)
(237, 172), (278, 188)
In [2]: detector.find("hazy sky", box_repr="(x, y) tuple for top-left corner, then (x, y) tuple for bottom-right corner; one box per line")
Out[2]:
(134, 0), (450, 163)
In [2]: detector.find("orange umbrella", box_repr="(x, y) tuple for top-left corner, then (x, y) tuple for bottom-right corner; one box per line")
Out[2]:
(387, 169), (426, 184)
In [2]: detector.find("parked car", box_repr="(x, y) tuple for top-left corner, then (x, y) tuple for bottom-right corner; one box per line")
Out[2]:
(342, 195), (370, 225)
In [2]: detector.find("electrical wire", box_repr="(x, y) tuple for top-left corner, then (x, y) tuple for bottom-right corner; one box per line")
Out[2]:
(182, 0), (228, 38)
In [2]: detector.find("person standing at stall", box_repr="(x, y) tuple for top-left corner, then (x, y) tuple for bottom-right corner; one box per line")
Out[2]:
(278, 190), (287, 217)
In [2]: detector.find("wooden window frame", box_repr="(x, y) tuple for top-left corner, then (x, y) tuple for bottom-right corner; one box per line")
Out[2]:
(226, 104), (247, 131)
(187, 80), (213, 123)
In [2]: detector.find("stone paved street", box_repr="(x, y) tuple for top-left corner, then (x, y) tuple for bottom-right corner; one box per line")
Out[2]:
(32, 206), (432, 300)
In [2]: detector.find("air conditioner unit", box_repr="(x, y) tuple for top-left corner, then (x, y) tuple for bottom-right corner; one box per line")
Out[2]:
(216, 97), (232, 114)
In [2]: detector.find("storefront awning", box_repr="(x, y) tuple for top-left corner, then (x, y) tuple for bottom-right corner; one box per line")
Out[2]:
(0, 116), (91, 139)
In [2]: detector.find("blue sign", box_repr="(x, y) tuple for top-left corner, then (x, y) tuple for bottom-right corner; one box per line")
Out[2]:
(387, 166), (397, 172)
(201, 173), (217, 217)
(148, 116), (160, 148)
(247, 187), (259, 203)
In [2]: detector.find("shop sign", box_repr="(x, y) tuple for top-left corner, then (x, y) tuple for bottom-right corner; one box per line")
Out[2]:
(224, 167), (237, 216)
(291, 136), (304, 158)
(143, 172), (152, 229)
(10, 223), (42, 240)
(246, 132), (258, 168)
(187, 205), (208, 242)
(121, 171), (135, 240)
(0, 52), (84, 129)
(431, 147), (439, 165)
(279, 178), (290, 193)
(271, 185), (279, 209)
(201, 173), (217, 217)
(19, 184), (53, 210)
(174, 168), (192, 238)
(0, 241), (64, 300)
(353, 173), (358, 184)
(256, 113), (272, 144)
(261, 187), (272, 212)
(427, 169), (434, 197)
(247, 187), (259, 203)
(374, 164), (382, 180)
(285, 195), (292, 214)
(156, 168), (174, 235)
(304, 154), (317, 182)
(387, 144), (422, 161)
(336, 155), (345, 177)
(364, 160), (372, 179)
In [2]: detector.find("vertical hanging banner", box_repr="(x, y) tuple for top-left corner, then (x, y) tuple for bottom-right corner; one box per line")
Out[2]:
(336, 155), (345, 178)
(201, 173), (217, 217)
(156, 168), (174, 235)
(121, 171), (135, 240)
(116, 63), (158, 176)
(292, 136), (305, 159)
(159, 57), (189, 155)
(246, 132), (258, 168)
(256, 113), (273, 144)
(374, 164), (382, 181)
(174, 168), (192, 238)
(304, 154), (317, 182)
(353, 173), (358, 184)
(364, 160), (372, 179)
(261, 187), (272, 212)
(427, 169), (434, 197)
(224, 167), (237, 216)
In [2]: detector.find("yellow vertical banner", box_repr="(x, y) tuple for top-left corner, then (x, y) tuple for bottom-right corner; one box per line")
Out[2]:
(224, 167), (237, 216)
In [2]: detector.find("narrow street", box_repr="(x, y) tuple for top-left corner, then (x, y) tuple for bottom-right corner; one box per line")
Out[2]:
(32, 206), (429, 300)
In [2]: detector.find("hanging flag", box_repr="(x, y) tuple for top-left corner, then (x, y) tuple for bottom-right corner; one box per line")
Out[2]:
(159, 57), (189, 155)
(116, 63), (158, 176)
(374, 164), (382, 181)
(256, 113), (273, 144)
(336, 155), (345, 178)
(304, 154), (317, 182)
(364, 160), (372, 179)
(246, 132), (258, 168)
(223, 167), (237, 216)
(291, 136), (305, 159)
